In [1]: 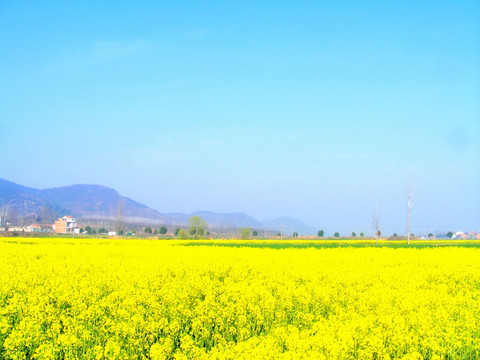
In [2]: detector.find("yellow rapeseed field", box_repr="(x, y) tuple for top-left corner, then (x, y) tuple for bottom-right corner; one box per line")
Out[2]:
(1, 238), (479, 359)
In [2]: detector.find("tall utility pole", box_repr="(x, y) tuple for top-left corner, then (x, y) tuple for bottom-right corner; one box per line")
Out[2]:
(374, 201), (379, 245)
(407, 182), (414, 245)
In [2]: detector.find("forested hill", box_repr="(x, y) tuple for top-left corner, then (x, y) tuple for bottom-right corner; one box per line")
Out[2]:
(0, 178), (314, 233)
(0, 178), (167, 223)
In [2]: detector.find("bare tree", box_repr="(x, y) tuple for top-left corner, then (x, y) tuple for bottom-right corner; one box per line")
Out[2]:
(7, 207), (19, 226)
(373, 201), (379, 245)
(116, 199), (124, 235)
(38, 206), (57, 224)
(0, 203), (7, 226)
(406, 182), (414, 245)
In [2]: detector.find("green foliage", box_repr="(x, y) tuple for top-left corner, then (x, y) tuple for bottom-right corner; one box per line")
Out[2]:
(360, 232), (364, 237)
(98, 228), (107, 235)
(174, 228), (181, 236)
(334, 232), (340, 238)
(177, 229), (190, 239)
(293, 231), (298, 238)
(144, 226), (152, 234)
(317, 230), (324, 237)
(153, 229), (158, 235)
(428, 233), (434, 238)
(159, 226), (167, 235)
(447, 231), (453, 238)
(118, 230), (124, 235)
(393, 233), (398, 238)
(351, 232), (356, 238)
(377, 230), (381, 237)
(252, 230), (258, 236)
(188, 216), (208, 239)
(239, 228), (250, 240)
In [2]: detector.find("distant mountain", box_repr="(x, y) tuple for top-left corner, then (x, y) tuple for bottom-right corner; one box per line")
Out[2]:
(0, 178), (68, 217)
(165, 211), (262, 228)
(193, 211), (262, 228)
(0, 178), (314, 232)
(38, 184), (169, 223)
(262, 216), (315, 235)
(0, 178), (168, 224)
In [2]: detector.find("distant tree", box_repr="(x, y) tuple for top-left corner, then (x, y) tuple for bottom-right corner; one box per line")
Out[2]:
(206, 231), (210, 236)
(116, 199), (124, 236)
(447, 231), (453, 238)
(84, 226), (91, 234)
(159, 226), (167, 235)
(317, 230), (324, 237)
(276, 232), (281, 237)
(252, 230), (258, 236)
(351, 232), (356, 238)
(377, 230), (381, 237)
(177, 229), (189, 239)
(239, 228), (250, 239)
(373, 202), (380, 245)
(98, 228), (107, 234)
(188, 216), (207, 239)
(6, 208), (19, 226)
(91, 228), (96, 234)
(428, 233), (434, 238)
(334, 232), (340, 237)
(174, 228), (181, 236)
(132, 229), (136, 234)
(144, 226), (152, 234)
(118, 230), (124, 235)
(153, 229), (158, 235)
(37, 206), (57, 224)
(407, 181), (414, 245)
(393, 233), (398, 238)
(292, 231), (298, 238)
(360, 232), (364, 237)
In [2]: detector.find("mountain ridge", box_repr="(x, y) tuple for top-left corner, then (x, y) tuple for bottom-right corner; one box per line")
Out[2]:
(0, 178), (314, 233)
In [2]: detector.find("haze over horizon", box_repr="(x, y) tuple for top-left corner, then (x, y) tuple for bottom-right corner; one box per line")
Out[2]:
(1, 1), (479, 234)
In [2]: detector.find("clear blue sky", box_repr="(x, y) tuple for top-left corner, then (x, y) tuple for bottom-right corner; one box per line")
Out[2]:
(1, 1), (479, 235)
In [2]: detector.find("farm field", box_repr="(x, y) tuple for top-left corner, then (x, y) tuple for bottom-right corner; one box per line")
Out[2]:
(1, 238), (480, 359)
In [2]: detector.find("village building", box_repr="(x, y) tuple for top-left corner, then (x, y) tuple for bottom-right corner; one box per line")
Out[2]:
(26, 224), (54, 233)
(54, 216), (77, 234)
(26, 224), (42, 232)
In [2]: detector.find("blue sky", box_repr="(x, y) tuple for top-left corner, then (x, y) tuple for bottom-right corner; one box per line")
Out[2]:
(1, 1), (479, 235)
